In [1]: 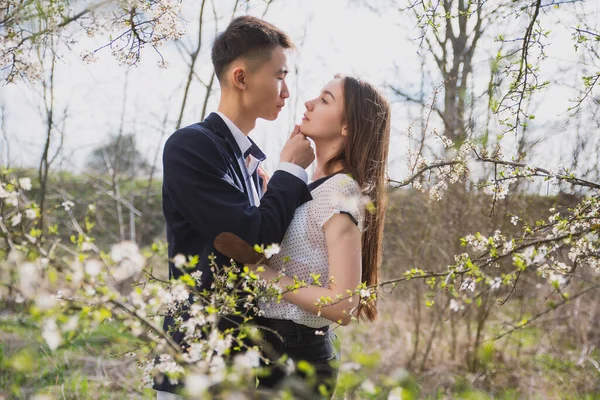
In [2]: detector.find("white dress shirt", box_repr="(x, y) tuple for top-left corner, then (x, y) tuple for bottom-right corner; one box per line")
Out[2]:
(215, 111), (308, 204)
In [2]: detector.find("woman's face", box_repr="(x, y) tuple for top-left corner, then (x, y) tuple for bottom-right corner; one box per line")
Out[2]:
(299, 78), (346, 141)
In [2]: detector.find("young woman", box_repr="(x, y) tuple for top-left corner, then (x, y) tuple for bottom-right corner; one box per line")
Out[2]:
(255, 74), (391, 398)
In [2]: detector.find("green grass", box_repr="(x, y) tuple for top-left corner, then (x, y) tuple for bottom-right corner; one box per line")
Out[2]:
(0, 317), (154, 399)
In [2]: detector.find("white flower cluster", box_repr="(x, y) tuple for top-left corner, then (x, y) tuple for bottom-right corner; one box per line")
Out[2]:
(110, 241), (145, 282)
(154, 354), (185, 385)
(488, 276), (502, 290)
(4, 0), (187, 84)
(359, 287), (372, 299)
(450, 298), (464, 312)
(0, 176), (37, 224)
(147, 0), (186, 46)
(464, 233), (489, 253)
(0, 26), (44, 83)
(429, 180), (448, 201)
(105, 0), (186, 66)
(483, 180), (512, 200)
(41, 318), (62, 351)
(459, 277), (476, 292)
(264, 243), (281, 259)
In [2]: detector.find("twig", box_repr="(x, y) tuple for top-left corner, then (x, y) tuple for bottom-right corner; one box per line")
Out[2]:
(489, 283), (600, 341)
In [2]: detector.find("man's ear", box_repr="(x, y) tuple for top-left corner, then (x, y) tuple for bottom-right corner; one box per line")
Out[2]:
(231, 66), (246, 90)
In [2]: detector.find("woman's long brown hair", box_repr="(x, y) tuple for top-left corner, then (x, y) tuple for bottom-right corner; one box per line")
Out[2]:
(324, 75), (391, 321)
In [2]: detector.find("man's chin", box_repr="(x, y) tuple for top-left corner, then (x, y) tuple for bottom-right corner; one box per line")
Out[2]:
(260, 111), (281, 121)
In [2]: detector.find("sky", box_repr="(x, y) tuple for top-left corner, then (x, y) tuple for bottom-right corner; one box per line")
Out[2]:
(1, 0), (598, 184)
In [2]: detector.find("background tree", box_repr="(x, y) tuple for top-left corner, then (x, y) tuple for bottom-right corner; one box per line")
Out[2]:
(86, 134), (151, 177)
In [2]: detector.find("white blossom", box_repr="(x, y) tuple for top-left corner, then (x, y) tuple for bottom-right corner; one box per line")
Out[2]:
(10, 213), (22, 226)
(80, 50), (98, 64)
(360, 379), (376, 394)
(429, 181), (447, 201)
(25, 209), (37, 220)
(18, 261), (39, 298)
(489, 277), (502, 290)
(84, 259), (103, 277)
(340, 362), (362, 372)
(185, 343), (205, 363)
(585, 232), (598, 243)
(110, 241), (145, 282)
(0, 184), (10, 198)
(465, 234), (488, 253)
(460, 277), (475, 292)
(35, 292), (58, 311)
(233, 349), (260, 369)
(209, 331), (233, 356)
(440, 135), (453, 148)
(62, 200), (75, 211)
(170, 282), (189, 303)
(521, 246), (535, 264)
(173, 254), (186, 268)
(185, 373), (210, 395)
(450, 298), (463, 312)
(503, 240), (514, 253)
(191, 270), (203, 282)
(533, 246), (548, 264)
(484, 182), (509, 200)
(264, 243), (281, 259)
(548, 273), (566, 287)
(71, 260), (84, 285)
(388, 387), (404, 400)
(63, 316), (79, 332)
(18, 177), (32, 191)
(5, 194), (18, 207)
(155, 354), (185, 385)
(41, 318), (61, 351)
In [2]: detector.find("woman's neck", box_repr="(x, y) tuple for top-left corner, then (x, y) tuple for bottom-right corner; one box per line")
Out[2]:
(312, 139), (345, 181)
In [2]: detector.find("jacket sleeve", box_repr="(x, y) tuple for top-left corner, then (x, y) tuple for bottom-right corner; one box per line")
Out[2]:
(163, 129), (312, 247)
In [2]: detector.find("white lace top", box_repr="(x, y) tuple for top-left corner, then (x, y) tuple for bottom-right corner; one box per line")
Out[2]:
(259, 173), (365, 328)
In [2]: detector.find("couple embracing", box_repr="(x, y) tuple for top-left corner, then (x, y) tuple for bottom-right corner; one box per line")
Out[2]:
(154, 15), (391, 399)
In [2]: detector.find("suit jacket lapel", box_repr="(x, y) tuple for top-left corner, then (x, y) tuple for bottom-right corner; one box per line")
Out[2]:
(253, 172), (263, 198)
(247, 137), (266, 200)
(203, 113), (257, 207)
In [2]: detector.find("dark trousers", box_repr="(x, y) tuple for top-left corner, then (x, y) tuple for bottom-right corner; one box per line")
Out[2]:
(255, 317), (340, 399)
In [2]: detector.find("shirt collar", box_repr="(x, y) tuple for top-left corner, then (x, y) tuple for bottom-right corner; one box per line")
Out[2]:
(215, 111), (266, 161)
(215, 111), (251, 157)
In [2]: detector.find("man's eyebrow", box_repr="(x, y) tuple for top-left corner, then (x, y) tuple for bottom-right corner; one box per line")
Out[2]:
(323, 90), (335, 100)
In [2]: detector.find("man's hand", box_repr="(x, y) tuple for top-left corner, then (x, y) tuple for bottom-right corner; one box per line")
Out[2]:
(257, 166), (269, 193)
(279, 124), (315, 169)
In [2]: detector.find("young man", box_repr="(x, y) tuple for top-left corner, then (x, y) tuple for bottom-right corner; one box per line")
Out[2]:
(154, 16), (315, 397)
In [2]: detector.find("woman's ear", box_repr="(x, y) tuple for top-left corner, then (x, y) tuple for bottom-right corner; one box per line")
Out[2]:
(231, 67), (246, 90)
(341, 125), (348, 137)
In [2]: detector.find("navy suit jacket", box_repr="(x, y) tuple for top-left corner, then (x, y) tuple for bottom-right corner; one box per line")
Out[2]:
(154, 113), (311, 392)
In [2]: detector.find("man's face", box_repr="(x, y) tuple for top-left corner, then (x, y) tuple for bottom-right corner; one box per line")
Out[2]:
(243, 46), (289, 121)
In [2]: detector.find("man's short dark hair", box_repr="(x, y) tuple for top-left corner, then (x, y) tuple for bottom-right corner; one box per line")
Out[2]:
(211, 16), (294, 82)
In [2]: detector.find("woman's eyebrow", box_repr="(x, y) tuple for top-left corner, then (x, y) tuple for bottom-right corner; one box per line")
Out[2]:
(322, 90), (335, 100)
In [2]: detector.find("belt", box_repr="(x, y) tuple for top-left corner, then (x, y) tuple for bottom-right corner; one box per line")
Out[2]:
(254, 316), (329, 336)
